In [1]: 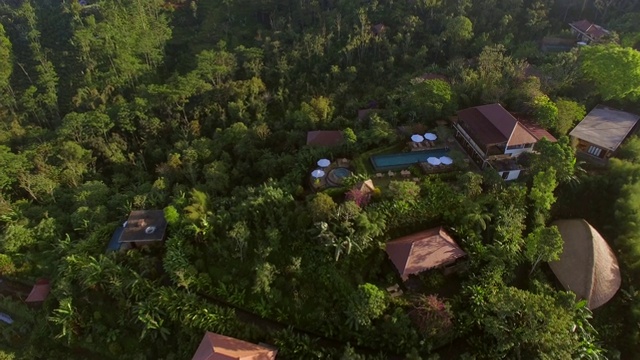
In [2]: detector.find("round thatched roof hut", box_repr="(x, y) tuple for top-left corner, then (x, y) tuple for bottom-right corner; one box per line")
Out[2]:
(550, 219), (621, 310)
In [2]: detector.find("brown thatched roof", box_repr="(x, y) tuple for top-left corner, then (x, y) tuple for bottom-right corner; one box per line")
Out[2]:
(550, 219), (621, 309)
(385, 227), (466, 281)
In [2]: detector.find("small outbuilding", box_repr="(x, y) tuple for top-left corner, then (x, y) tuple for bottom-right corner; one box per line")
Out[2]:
(354, 179), (375, 194)
(119, 210), (168, 248)
(192, 332), (277, 360)
(25, 279), (50, 304)
(569, 105), (640, 162)
(550, 219), (621, 310)
(385, 227), (466, 281)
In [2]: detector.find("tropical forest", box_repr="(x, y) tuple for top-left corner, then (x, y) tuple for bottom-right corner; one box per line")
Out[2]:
(1, 0), (640, 359)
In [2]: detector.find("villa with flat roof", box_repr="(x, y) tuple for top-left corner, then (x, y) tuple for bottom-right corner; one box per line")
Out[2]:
(452, 103), (553, 180)
(569, 105), (640, 163)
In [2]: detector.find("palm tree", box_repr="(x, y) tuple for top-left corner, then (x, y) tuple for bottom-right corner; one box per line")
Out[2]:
(48, 297), (81, 345)
(462, 206), (492, 232)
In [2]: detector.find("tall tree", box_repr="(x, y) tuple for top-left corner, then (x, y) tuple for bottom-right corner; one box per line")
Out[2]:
(524, 226), (563, 274)
(581, 44), (640, 101)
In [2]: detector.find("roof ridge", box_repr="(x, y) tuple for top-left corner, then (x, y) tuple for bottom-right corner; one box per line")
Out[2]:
(580, 219), (597, 308)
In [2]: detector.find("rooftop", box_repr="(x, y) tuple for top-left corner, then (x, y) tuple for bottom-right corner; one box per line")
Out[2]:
(25, 279), (50, 303)
(569, 20), (609, 40)
(385, 226), (466, 280)
(119, 210), (168, 244)
(192, 332), (277, 360)
(457, 104), (538, 148)
(569, 105), (640, 151)
(550, 219), (621, 309)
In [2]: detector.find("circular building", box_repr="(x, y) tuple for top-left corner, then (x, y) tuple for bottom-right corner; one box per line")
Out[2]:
(550, 219), (621, 310)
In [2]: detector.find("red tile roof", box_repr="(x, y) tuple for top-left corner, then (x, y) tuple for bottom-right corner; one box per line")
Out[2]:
(570, 19), (593, 33)
(518, 120), (557, 142)
(385, 227), (466, 280)
(192, 332), (277, 360)
(25, 279), (50, 303)
(570, 20), (609, 40)
(306, 131), (344, 147)
(457, 104), (538, 148)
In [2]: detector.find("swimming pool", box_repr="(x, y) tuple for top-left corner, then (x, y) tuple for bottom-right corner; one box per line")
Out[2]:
(370, 149), (450, 171)
(327, 167), (352, 186)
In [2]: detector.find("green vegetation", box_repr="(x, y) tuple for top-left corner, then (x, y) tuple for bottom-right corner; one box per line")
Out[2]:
(0, 0), (639, 359)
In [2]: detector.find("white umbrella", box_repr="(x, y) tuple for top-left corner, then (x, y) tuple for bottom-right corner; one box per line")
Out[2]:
(424, 133), (437, 141)
(317, 158), (330, 167)
(311, 169), (325, 178)
(439, 156), (453, 165)
(411, 134), (425, 143)
(427, 157), (441, 166)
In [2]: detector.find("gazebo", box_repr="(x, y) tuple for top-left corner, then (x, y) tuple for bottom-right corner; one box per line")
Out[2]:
(549, 219), (621, 309)
(385, 227), (466, 281)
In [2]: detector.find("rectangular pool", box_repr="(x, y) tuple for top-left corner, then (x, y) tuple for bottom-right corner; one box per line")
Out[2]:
(370, 148), (450, 171)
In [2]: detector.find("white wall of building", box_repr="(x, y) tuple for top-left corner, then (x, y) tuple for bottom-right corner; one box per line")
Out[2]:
(504, 146), (534, 157)
(498, 170), (521, 181)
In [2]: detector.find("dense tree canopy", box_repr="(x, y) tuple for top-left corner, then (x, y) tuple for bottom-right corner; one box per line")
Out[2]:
(0, 0), (636, 358)
(580, 44), (640, 101)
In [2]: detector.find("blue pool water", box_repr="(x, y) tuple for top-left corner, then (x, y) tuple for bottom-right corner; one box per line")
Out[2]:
(371, 149), (450, 171)
(327, 167), (352, 186)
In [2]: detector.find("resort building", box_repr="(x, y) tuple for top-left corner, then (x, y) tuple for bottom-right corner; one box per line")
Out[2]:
(550, 219), (621, 310)
(569, 20), (610, 44)
(452, 103), (554, 180)
(569, 105), (640, 163)
(192, 332), (277, 360)
(385, 227), (466, 281)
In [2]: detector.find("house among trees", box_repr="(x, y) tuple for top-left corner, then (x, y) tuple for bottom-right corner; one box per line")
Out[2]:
(25, 279), (50, 304)
(569, 20), (610, 44)
(385, 227), (466, 281)
(306, 130), (345, 147)
(117, 210), (168, 249)
(452, 103), (552, 180)
(569, 105), (640, 162)
(192, 332), (277, 360)
(549, 219), (621, 310)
